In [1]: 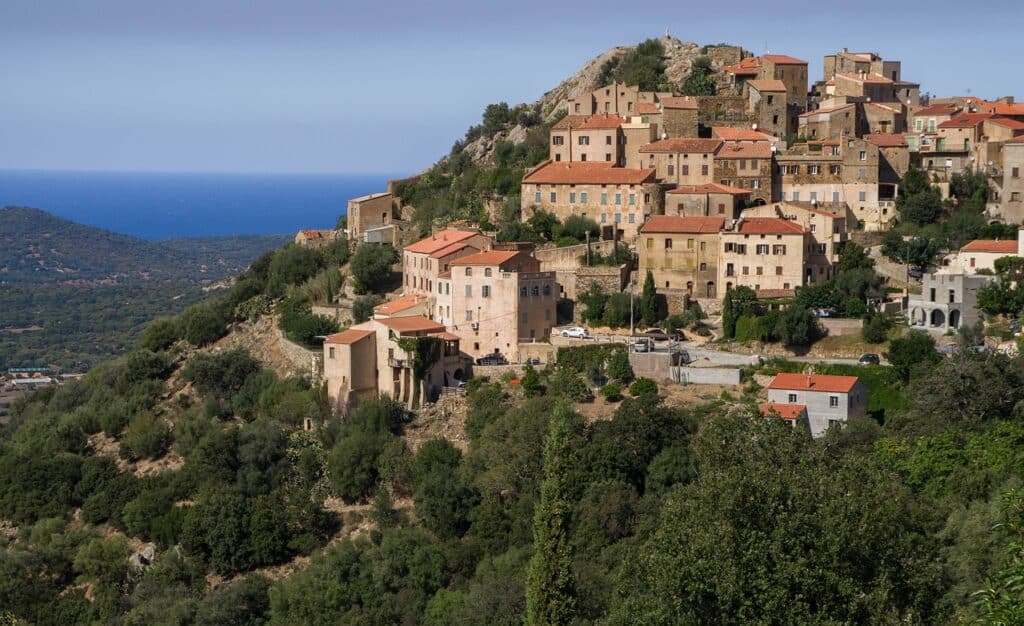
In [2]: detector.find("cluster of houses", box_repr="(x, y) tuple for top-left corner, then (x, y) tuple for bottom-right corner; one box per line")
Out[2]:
(306, 44), (1024, 434)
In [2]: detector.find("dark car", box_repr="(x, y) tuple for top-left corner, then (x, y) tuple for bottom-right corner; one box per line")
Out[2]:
(475, 354), (508, 366)
(907, 266), (924, 279)
(858, 353), (880, 365)
(639, 329), (683, 342)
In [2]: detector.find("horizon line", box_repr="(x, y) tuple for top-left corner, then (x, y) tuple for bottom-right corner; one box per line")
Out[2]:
(0, 167), (412, 177)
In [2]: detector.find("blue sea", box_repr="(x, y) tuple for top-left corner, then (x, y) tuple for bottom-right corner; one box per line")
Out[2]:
(0, 170), (404, 240)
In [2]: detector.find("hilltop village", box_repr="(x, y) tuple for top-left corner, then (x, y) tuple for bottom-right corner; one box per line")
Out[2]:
(292, 43), (1024, 437)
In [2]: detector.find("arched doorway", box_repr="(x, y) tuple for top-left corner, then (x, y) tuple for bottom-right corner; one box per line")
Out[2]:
(686, 281), (694, 295)
(706, 281), (716, 298)
(930, 309), (945, 327)
(949, 309), (960, 329)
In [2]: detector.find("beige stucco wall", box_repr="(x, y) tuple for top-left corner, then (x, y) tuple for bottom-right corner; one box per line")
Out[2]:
(348, 194), (394, 241)
(719, 231), (806, 291)
(639, 231), (721, 296)
(522, 182), (657, 241)
(323, 333), (377, 413)
(641, 151), (715, 186)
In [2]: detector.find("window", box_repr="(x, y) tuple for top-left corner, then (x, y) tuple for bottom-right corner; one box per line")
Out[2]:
(742, 266), (749, 275)
(579, 136), (589, 145)
(465, 267), (472, 276)
(581, 153), (587, 161)
(700, 262), (707, 270)
(682, 164), (689, 175)
(605, 153), (612, 161)
(808, 164), (820, 175)
(328, 347), (335, 359)
(701, 164), (709, 176)
(810, 192), (817, 202)
(1012, 192), (1022, 202)
(580, 192), (588, 203)
(751, 179), (760, 189)
(667, 164), (675, 176)
(520, 286), (527, 297)
(482, 285), (490, 297)
(859, 150), (867, 161)
(788, 393), (798, 403)
(629, 193), (636, 205)
(615, 193), (622, 205)
(465, 310), (473, 321)
(928, 119), (936, 132)
(949, 289), (956, 304)
(569, 192), (576, 204)
(606, 135), (612, 145)
(739, 159), (746, 171)
(601, 213), (607, 223)
(915, 119), (922, 131)
(628, 213), (635, 223)
(484, 267), (492, 277)
(810, 224), (816, 233)
(756, 244), (769, 255)
(1013, 167), (1020, 178)
(550, 192), (557, 202)
(700, 241), (706, 251)
(832, 191), (840, 202)
(531, 285), (539, 296)
(726, 263), (735, 276)
(534, 191), (541, 203)
(829, 396), (839, 408)
(756, 266), (763, 275)
(552, 136), (564, 145)
(664, 238), (672, 250)
(614, 213), (621, 223)
(465, 285), (472, 296)
(858, 191), (867, 202)
(601, 193), (608, 205)
(543, 284), (551, 296)
(776, 266), (783, 275)
(773, 244), (786, 254)
(792, 191), (800, 201)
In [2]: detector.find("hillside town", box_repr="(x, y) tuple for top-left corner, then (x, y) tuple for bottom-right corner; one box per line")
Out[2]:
(294, 45), (1024, 438)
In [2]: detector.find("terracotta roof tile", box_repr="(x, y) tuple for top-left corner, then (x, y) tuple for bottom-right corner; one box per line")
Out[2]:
(987, 117), (1024, 130)
(449, 250), (521, 266)
(913, 103), (960, 117)
(325, 328), (375, 345)
(374, 293), (427, 315)
(405, 229), (480, 255)
(836, 71), (892, 84)
(639, 138), (722, 153)
(430, 241), (476, 259)
(864, 133), (908, 147)
(640, 215), (725, 234)
(660, 96), (698, 109)
(939, 113), (994, 128)
(714, 141), (773, 159)
(746, 79), (787, 92)
(667, 183), (751, 196)
(989, 103), (1024, 117)
(762, 54), (807, 65)
(768, 373), (860, 393)
(735, 217), (805, 235)
(960, 239), (1019, 253)
(377, 316), (446, 334)
(722, 57), (763, 74)
(551, 115), (589, 131)
(760, 402), (807, 420)
(711, 127), (776, 142)
(577, 114), (626, 130)
(636, 102), (662, 114)
(522, 161), (656, 185)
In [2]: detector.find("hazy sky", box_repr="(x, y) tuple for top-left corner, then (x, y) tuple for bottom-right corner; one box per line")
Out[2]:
(2, 0), (1018, 174)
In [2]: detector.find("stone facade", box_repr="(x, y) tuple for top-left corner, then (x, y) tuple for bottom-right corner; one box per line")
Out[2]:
(992, 140), (1024, 222)
(348, 192), (396, 243)
(638, 216), (723, 298)
(713, 141), (774, 204)
(907, 273), (993, 333)
(719, 218), (808, 292)
(775, 138), (880, 214)
(570, 265), (629, 303)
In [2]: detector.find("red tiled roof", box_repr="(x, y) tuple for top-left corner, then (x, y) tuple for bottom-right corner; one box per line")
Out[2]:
(987, 117), (1024, 130)
(299, 229), (333, 238)
(449, 250), (521, 266)
(636, 102), (661, 114)
(1008, 135), (1024, 144)
(989, 103), (1024, 117)
(578, 114), (626, 130)
(939, 113), (993, 128)
(835, 71), (892, 84)
(377, 316), (446, 334)
(667, 183), (751, 196)
(735, 217), (805, 235)
(711, 127), (776, 142)
(639, 138), (722, 153)
(714, 141), (773, 159)
(430, 241), (476, 259)
(325, 328), (375, 345)
(960, 239), (1018, 253)
(762, 54), (807, 65)
(551, 115), (589, 131)
(640, 215), (725, 234)
(756, 288), (797, 299)
(913, 103), (960, 117)
(768, 373), (860, 393)
(864, 133), (908, 148)
(799, 103), (855, 117)
(405, 229), (480, 255)
(430, 331), (461, 341)
(760, 402), (807, 420)
(374, 293), (427, 315)
(746, 79), (786, 92)
(660, 96), (698, 109)
(522, 161), (656, 185)
(722, 57), (763, 74)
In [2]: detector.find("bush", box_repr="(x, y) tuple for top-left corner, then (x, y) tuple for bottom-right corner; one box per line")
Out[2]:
(863, 312), (892, 344)
(549, 369), (592, 402)
(120, 413), (172, 461)
(606, 349), (634, 383)
(180, 303), (229, 347)
(139, 317), (181, 352)
(183, 349), (261, 402)
(350, 244), (398, 294)
(599, 383), (622, 402)
(265, 244), (325, 297)
(629, 378), (658, 397)
(352, 295), (383, 323)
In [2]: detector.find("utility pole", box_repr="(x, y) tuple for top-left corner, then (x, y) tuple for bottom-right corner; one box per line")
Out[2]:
(585, 230), (591, 266)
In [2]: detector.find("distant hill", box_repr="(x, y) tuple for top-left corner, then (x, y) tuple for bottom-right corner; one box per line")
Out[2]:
(0, 206), (289, 285)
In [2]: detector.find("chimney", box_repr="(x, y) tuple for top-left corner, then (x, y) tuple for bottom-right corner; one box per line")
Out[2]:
(806, 374), (812, 387)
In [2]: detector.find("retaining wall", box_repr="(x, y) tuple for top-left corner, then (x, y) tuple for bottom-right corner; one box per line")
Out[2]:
(669, 367), (741, 385)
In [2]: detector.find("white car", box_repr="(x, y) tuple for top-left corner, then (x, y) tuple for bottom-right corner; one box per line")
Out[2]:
(561, 326), (589, 339)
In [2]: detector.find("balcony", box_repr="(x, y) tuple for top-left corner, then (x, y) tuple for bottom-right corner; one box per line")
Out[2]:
(388, 357), (407, 368)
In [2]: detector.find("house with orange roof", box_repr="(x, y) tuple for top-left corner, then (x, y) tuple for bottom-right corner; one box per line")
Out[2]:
(372, 293), (429, 320)
(719, 217), (810, 293)
(712, 141), (775, 204)
(638, 215), (725, 299)
(402, 227), (493, 297)
(832, 72), (900, 103)
(822, 49), (905, 88)
(323, 316), (466, 413)
(724, 54), (808, 134)
(447, 250), (557, 363)
(760, 402), (810, 431)
(766, 373), (867, 437)
(908, 103), (960, 153)
(664, 183), (751, 219)
(520, 161), (660, 241)
(740, 200), (850, 275)
(941, 235), (1023, 275)
(639, 138), (722, 186)
(549, 114), (627, 165)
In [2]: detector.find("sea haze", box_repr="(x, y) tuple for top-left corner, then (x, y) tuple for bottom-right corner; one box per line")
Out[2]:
(0, 170), (403, 240)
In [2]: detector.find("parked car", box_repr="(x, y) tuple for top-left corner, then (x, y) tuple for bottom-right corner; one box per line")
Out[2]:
(527, 357), (542, 365)
(858, 353), (880, 366)
(639, 328), (683, 342)
(907, 266), (924, 279)
(812, 308), (834, 318)
(560, 326), (589, 339)
(632, 339), (650, 353)
(475, 354), (508, 366)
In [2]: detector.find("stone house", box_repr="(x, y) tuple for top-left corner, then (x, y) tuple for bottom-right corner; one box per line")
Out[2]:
(745, 79), (788, 138)
(664, 183), (750, 219)
(823, 50), (902, 83)
(348, 192), (398, 244)
(832, 72), (900, 103)
(719, 217), (808, 293)
(775, 137), (881, 227)
(740, 201), (848, 276)
(448, 250), (557, 363)
(863, 102), (907, 136)
(638, 215), (724, 298)
(549, 114), (626, 164)
(660, 96), (699, 138)
(402, 228), (492, 296)
(638, 138), (721, 186)
(621, 113), (660, 169)
(711, 126), (782, 149)
(713, 141), (774, 204)
(990, 136), (1024, 222)
(566, 81), (665, 116)
(864, 133), (910, 192)
(293, 229), (337, 248)
(323, 317), (465, 413)
(799, 102), (857, 141)
(766, 373), (867, 438)
(907, 272), (993, 333)
(520, 161), (659, 241)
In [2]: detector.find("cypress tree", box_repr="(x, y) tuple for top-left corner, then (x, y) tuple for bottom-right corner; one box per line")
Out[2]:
(525, 403), (578, 625)
(641, 270), (657, 326)
(722, 290), (736, 339)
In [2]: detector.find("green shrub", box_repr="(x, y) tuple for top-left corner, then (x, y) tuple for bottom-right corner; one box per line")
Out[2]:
(120, 413), (172, 461)
(599, 383), (622, 402)
(181, 303), (229, 347)
(629, 378), (658, 396)
(350, 244), (399, 294)
(352, 295), (383, 323)
(139, 317), (181, 352)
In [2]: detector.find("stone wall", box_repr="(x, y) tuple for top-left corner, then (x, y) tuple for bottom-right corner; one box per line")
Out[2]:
(571, 265), (629, 302)
(697, 96), (749, 127)
(819, 318), (864, 336)
(518, 342), (557, 365)
(273, 325), (323, 381)
(704, 45), (745, 69)
(669, 366), (741, 385)
(535, 240), (617, 270)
